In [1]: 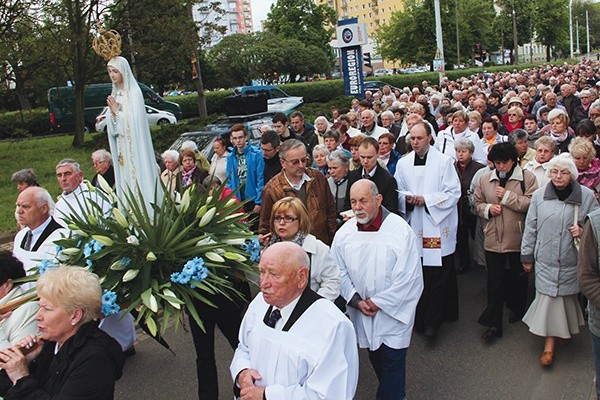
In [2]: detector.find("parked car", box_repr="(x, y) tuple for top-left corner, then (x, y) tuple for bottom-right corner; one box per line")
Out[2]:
(373, 68), (393, 77)
(48, 83), (182, 134)
(169, 112), (275, 160)
(95, 105), (177, 133)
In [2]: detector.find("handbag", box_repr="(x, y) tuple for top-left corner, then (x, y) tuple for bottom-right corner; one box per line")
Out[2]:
(574, 204), (580, 251)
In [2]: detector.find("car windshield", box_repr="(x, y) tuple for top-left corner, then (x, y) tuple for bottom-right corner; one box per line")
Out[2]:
(170, 133), (217, 158)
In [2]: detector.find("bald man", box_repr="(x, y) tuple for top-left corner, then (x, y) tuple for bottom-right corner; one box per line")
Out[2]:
(13, 187), (67, 281)
(231, 242), (358, 400)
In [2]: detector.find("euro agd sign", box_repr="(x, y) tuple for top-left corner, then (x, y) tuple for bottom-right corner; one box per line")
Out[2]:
(337, 19), (367, 97)
(336, 21), (368, 48)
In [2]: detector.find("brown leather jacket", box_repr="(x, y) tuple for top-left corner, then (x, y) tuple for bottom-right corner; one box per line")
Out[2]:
(259, 168), (338, 245)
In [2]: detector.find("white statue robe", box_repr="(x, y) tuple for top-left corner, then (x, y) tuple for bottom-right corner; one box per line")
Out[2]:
(395, 147), (461, 266)
(331, 211), (423, 351)
(107, 56), (161, 212)
(54, 181), (111, 228)
(230, 292), (359, 400)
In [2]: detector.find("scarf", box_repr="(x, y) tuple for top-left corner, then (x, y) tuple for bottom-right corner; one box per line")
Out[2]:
(181, 165), (197, 188)
(577, 157), (600, 191)
(550, 130), (568, 144)
(267, 231), (307, 248)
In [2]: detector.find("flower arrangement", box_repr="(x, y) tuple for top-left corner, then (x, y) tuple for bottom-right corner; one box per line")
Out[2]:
(37, 178), (258, 337)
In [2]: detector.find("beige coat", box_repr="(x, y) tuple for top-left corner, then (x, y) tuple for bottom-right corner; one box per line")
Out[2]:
(474, 166), (538, 253)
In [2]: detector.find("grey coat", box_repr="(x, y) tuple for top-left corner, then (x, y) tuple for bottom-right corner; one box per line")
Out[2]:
(521, 180), (599, 297)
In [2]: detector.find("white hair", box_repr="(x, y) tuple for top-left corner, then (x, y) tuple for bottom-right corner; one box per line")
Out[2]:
(161, 149), (180, 164)
(546, 153), (578, 179)
(180, 140), (198, 152)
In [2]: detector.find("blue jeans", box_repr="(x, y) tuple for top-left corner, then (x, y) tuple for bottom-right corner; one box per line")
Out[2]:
(591, 331), (600, 399)
(368, 344), (407, 400)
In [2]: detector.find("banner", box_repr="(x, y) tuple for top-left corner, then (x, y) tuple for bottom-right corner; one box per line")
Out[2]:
(341, 46), (364, 98)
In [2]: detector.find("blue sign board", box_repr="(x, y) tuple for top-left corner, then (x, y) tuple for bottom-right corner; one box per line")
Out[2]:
(341, 46), (364, 98)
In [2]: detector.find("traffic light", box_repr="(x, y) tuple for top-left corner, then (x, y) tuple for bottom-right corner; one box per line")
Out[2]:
(364, 52), (372, 68)
(473, 44), (482, 59)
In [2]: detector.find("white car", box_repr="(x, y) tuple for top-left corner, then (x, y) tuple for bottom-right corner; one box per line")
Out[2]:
(373, 68), (392, 77)
(95, 105), (177, 132)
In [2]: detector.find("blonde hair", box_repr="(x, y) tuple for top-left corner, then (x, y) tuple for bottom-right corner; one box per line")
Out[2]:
(37, 266), (102, 323)
(568, 136), (597, 161)
(270, 197), (311, 235)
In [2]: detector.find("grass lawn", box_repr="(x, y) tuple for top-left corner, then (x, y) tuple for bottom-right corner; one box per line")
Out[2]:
(0, 135), (97, 238)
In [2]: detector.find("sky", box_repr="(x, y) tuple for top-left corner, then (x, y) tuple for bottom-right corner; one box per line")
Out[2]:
(251, 0), (276, 31)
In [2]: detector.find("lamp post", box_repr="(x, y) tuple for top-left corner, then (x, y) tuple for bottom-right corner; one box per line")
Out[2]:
(569, 0), (574, 59)
(434, 0), (444, 86)
(512, 6), (518, 64)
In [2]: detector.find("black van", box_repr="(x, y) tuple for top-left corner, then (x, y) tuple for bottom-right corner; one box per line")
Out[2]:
(47, 83), (183, 133)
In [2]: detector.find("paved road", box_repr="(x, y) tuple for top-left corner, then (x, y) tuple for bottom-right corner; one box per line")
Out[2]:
(114, 265), (596, 400)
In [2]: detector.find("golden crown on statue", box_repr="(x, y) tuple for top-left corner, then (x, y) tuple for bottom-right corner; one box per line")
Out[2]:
(92, 27), (122, 61)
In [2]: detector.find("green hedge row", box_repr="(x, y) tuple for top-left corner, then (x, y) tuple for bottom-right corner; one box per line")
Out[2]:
(0, 61), (565, 138)
(0, 108), (52, 140)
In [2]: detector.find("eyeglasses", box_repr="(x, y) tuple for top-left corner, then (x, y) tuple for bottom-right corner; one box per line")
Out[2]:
(285, 157), (309, 166)
(274, 216), (299, 223)
(508, 113), (518, 117)
(93, 160), (105, 166)
(550, 169), (571, 176)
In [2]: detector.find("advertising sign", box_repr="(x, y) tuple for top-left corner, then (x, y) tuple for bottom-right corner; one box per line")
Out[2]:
(341, 46), (364, 97)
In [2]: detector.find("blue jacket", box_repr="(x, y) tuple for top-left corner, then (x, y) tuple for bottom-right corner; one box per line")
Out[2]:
(226, 145), (265, 205)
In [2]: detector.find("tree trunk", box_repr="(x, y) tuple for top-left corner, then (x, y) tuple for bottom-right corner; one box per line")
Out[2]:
(13, 67), (32, 110)
(546, 45), (551, 62)
(192, 52), (207, 117)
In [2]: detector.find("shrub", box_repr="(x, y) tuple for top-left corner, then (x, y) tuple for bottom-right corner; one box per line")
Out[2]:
(168, 90), (234, 119)
(0, 108), (52, 139)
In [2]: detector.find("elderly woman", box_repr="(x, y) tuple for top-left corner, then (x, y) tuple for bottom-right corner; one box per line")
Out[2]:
(0, 251), (39, 349)
(312, 144), (330, 177)
(569, 137), (600, 197)
(524, 136), (556, 188)
(474, 142), (538, 340)
(314, 116), (330, 145)
(10, 169), (38, 192)
(177, 149), (208, 192)
(467, 111), (482, 137)
(90, 149), (115, 189)
(481, 118), (506, 154)
(455, 138), (485, 274)
(505, 106), (525, 133)
(264, 197), (340, 301)
(209, 138), (229, 184)
(546, 110), (573, 154)
(327, 150), (350, 226)
(160, 149), (180, 192)
(521, 154), (599, 366)
(0, 266), (124, 398)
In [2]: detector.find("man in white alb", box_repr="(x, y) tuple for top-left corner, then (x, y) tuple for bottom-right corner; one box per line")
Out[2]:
(230, 241), (358, 400)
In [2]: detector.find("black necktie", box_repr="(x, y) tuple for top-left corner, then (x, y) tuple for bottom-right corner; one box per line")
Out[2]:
(266, 309), (281, 328)
(23, 231), (33, 251)
(362, 174), (370, 179)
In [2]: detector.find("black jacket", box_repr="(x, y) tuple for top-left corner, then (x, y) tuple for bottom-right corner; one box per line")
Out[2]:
(0, 320), (124, 400)
(343, 165), (399, 215)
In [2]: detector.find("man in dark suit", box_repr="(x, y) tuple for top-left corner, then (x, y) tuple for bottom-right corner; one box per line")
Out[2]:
(343, 137), (399, 215)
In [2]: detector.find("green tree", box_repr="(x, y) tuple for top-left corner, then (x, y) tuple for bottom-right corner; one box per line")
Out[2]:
(533, 0), (569, 60)
(208, 33), (257, 87)
(263, 0), (336, 80)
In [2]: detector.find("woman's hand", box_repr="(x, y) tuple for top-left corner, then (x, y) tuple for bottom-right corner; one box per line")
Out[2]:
(490, 204), (503, 216)
(258, 233), (271, 246)
(569, 225), (583, 238)
(15, 334), (44, 363)
(107, 96), (120, 115)
(523, 262), (534, 273)
(0, 345), (32, 384)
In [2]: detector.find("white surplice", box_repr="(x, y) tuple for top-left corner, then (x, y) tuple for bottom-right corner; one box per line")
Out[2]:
(394, 147), (461, 266)
(331, 211), (423, 350)
(54, 181), (111, 228)
(230, 293), (359, 400)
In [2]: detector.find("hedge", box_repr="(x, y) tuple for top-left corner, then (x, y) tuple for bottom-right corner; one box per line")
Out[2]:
(0, 108), (52, 140)
(0, 60), (568, 138)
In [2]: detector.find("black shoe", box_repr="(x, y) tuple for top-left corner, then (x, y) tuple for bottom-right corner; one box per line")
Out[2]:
(123, 346), (136, 357)
(423, 327), (438, 339)
(481, 327), (502, 340)
(508, 311), (522, 324)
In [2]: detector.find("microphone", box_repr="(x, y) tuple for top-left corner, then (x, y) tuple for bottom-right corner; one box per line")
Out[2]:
(498, 171), (507, 187)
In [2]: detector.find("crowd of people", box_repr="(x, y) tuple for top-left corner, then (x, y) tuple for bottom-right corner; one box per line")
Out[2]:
(6, 59), (600, 399)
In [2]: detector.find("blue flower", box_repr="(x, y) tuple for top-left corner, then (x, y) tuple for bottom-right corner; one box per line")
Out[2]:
(119, 257), (132, 267)
(101, 290), (120, 317)
(242, 238), (260, 262)
(83, 239), (103, 258)
(170, 257), (209, 288)
(38, 259), (58, 275)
